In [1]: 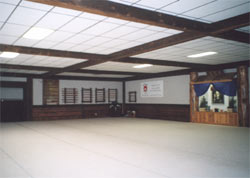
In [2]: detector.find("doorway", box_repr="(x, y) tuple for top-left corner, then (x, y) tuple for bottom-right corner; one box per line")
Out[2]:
(0, 82), (27, 122)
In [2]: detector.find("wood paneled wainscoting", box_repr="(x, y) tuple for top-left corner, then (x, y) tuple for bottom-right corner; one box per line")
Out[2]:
(125, 104), (190, 122)
(192, 112), (238, 126)
(32, 104), (111, 121)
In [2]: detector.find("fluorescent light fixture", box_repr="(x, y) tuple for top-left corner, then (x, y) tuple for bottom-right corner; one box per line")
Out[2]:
(23, 27), (54, 40)
(187, 51), (217, 58)
(133, 64), (153, 69)
(0, 52), (19, 58)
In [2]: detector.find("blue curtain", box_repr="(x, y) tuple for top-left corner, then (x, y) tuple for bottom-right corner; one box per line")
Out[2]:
(194, 80), (237, 97)
(212, 80), (237, 96)
(194, 83), (210, 96)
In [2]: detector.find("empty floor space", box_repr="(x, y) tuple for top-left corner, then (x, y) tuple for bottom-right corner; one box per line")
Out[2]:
(0, 118), (249, 178)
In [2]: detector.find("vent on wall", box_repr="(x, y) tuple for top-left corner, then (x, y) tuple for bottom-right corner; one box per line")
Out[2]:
(129, 91), (137, 103)
(108, 88), (118, 103)
(82, 88), (92, 103)
(95, 88), (105, 103)
(62, 88), (78, 104)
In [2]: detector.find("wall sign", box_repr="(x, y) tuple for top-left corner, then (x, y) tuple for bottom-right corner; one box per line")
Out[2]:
(141, 80), (163, 97)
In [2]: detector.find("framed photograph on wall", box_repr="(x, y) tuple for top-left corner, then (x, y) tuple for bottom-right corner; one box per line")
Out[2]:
(212, 90), (224, 104)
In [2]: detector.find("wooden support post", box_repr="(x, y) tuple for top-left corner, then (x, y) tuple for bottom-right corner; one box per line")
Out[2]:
(122, 81), (126, 115)
(26, 77), (33, 121)
(190, 72), (199, 122)
(237, 66), (249, 127)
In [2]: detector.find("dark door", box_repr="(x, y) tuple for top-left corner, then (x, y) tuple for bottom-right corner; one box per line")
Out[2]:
(0, 87), (26, 122)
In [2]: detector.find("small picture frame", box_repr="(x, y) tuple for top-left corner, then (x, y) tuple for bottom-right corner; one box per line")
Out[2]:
(212, 90), (224, 104)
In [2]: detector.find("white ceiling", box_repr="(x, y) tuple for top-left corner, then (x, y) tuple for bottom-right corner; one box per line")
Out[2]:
(0, 0), (249, 78)
(109, 0), (250, 23)
(0, 53), (87, 68)
(85, 61), (187, 73)
(0, 0), (181, 55)
(236, 25), (250, 33)
(133, 36), (249, 64)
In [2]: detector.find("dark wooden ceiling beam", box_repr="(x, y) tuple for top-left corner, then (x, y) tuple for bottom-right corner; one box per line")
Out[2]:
(28, 0), (212, 32)
(0, 63), (147, 75)
(0, 72), (123, 81)
(126, 60), (249, 81)
(0, 44), (104, 60)
(213, 30), (250, 44)
(116, 57), (213, 68)
(210, 13), (250, 35)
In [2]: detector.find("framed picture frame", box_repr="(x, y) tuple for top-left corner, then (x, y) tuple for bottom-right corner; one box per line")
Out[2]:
(212, 90), (224, 104)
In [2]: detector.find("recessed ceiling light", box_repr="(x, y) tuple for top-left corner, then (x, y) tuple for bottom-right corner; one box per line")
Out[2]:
(23, 27), (54, 40)
(133, 64), (153, 69)
(0, 52), (19, 58)
(187, 52), (217, 58)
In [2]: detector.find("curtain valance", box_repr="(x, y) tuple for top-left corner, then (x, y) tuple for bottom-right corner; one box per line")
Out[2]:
(194, 80), (237, 97)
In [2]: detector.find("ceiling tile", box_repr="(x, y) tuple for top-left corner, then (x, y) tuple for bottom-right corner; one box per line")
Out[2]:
(135, 32), (173, 43)
(120, 29), (156, 41)
(45, 31), (74, 42)
(104, 17), (130, 25)
(14, 38), (38, 47)
(0, 34), (18, 44)
(0, 23), (30, 37)
(8, 6), (47, 26)
(20, 0), (53, 11)
(97, 48), (122, 54)
(0, 0), (20, 5)
(51, 7), (82, 16)
(145, 26), (167, 32)
(81, 21), (120, 36)
(59, 17), (99, 33)
(36, 12), (74, 30)
(51, 42), (76, 50)
(98, 39), (128, 48)
(70, 44), (94, 52)
(82, 36), (112, 46)
(161, 0), (216, 14)
(83, 46), (108, 54)
(102, 25), (138, 38)
(126, 22), (149, 28)
(201, 2), (250, 22)
(236, 25), (250, 33)
(183, 0), (249, 20)
(116, 41), (142, 49)
(0, 3), (16, 22)
(33, 40), (58, 49)
(64, 33), (95, 44)
(136, 0), (178, 9)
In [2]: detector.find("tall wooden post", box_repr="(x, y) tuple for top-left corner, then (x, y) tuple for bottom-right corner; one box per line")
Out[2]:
(190, 72), (199, 122)
(122, 81), (126, 115)
(237, 66), (249, 127)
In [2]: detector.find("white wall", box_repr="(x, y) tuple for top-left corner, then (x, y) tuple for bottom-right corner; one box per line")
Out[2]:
(126, 75), (190, 104)
(59, 80), (123, 105)
(0, 76), (26, 82)
(33, 79), (43, 105)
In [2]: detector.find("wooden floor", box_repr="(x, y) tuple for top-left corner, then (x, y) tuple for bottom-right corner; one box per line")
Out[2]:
(0, 117), (249, 178)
